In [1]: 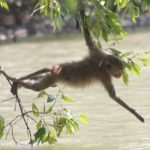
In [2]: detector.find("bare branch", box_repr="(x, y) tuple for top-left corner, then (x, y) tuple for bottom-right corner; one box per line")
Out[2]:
(15, 94), (33, 146)
(0, 97), (16, 103)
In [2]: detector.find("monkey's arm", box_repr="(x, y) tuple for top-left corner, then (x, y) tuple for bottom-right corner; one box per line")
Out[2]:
(104, 80), (144, 122)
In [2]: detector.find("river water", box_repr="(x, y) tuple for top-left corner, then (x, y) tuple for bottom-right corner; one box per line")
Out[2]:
(0, 32), (150, 150)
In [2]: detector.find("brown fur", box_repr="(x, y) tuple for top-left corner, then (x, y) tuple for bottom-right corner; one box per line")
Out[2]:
(15, 50), (123, 92)
(13, 9), (124, 92)
(10, 9), (144, 122)
(56, 54), (123, 87)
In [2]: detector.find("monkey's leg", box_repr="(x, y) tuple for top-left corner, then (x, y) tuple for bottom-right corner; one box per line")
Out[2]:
(18, 65), (62, 80)
(17, 72), (57, 91)
(10, 65), (62, 94)
(17, 65), (62, 91)
(19, 67), (52, 80)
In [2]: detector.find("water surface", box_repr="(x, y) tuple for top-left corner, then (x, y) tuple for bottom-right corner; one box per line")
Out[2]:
(0, 32), (150, 150)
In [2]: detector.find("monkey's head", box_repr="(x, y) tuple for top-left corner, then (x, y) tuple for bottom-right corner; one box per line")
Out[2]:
(104, 55), (124, 78)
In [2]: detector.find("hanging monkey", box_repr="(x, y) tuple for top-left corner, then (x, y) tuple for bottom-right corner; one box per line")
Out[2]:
(9, 9), (144, 122)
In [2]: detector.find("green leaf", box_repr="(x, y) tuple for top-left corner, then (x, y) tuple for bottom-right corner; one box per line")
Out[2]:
(122, 70), (129, 85)
(110, 48), (122, 56)
(47, 106), (53, 113)
(144, 50), (150, 54)
(139, 58), (150, 66)
(0, 0), (9, 10)
(64, 0), (79, 13)
(32, 103), (39, 117)
(124, 61), (132, 70)
(37, 90), (47, 98)
(71, 119), (79, 131)
(66, 120), (72, 134)
(41, 132), (47, 143)
(129, 4), (139, 23)
(34, 127), (46, 143)
(114, 0), (127, 8)
(36, 120), (42, 130)
(47, 129), (57, 144)
(47, 95), (55, 103)
(49, 128), (56, 138)
(114, 0), (120, 8)
(54, 117), (66, 136)
(120, 0), (127, 8)
(120, 52), (131, 59)
(67, 118), (79, 133)
(130, 61), (141, 75)
(79, 114), (88, 124)
(102, 28), (108, 42)
(0, 116), (5, 139)
(62, 95), (73, 103)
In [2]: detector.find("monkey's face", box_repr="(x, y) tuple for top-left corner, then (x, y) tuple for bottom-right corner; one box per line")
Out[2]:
(105, 55), (124, 78)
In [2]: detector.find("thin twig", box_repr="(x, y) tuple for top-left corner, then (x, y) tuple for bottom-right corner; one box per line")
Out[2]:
(0, 68), (57, 146)
(27, 115), (38, 123)
(0, 97), (15, 103)
(11, 125), (18, 145)
(15, 94), (33, 147)
(5, 125), (11, 140)
(14, 98), (17, 111)
(0, 70), (15, 85)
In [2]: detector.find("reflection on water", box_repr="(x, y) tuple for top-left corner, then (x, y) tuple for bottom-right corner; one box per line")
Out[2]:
(0, 32), (150, 150)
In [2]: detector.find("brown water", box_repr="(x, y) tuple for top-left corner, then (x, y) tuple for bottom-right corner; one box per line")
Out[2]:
(0, 32), (150, 150)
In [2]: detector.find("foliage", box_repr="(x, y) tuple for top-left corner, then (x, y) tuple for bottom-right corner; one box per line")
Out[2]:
(31, 90), (86, 145)
(0, 0), (8, 10)
(0, 116), (5, 139)
(31, 0), (150, 39)
(0, 88), (87, 145)
(79, 114), (88, 124)
(109, 47), (150, 85)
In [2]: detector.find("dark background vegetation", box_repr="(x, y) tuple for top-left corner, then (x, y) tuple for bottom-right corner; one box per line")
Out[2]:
(0, 0), (150, 42)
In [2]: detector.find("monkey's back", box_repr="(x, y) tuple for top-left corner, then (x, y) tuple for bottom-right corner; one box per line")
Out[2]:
(57, 58), (99, 87)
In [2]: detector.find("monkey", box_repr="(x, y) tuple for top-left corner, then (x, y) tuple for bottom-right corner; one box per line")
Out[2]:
(9, 9), (144, 122)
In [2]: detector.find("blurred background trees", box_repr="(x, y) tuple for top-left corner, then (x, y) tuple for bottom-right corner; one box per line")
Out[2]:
(0, 0), (78, 41)
(0, 0), (150, 42)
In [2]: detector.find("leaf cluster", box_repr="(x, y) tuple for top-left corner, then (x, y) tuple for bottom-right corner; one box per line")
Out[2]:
(0, 88), (88, 145)
(110, 48), (150, 85)
(30, 90), (87, 145)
